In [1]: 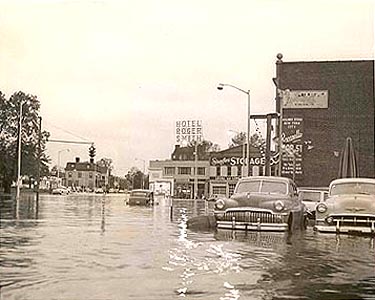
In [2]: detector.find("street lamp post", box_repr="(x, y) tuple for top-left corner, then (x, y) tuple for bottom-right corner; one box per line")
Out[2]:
(218, 83), (251, 176)
(16, 101), (24, 200)
(228, 129), (246, 178)
(57, 149), (70, 186)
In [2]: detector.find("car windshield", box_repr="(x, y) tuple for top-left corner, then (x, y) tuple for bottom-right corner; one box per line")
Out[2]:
(261, 181), (287, 194)
(235, 180), (261, 193)
(235, 180), (287, 195)
(330, 182), (375, 196)
(300, 191), (321, 202)
(131, 191), (148, 197)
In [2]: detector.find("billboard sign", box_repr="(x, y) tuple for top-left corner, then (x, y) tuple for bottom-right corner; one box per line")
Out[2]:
(281, 117), (304, 175)
(175, 120), (203, 145)
(280, 89), (328, 109)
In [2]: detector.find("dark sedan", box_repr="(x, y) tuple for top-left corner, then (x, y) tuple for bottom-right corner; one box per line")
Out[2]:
(128, 189), (154, 206)
(214, 176), (307, 232)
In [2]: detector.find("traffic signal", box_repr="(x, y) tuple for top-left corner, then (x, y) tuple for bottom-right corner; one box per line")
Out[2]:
(89, 144), (96, 159)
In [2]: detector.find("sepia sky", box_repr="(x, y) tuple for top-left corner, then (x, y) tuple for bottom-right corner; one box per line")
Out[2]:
(1, 0), (374, 175)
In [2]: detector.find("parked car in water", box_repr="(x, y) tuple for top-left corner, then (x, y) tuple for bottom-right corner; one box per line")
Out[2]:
(214, 176), (307, 232)
(51, 186), (70, 195)
(207, 193), (227, 202)
(299, 189), (328, 219)
(314, 178), (375, 235)
(95, 188), (105, 194)
(128, 189), (154, 206)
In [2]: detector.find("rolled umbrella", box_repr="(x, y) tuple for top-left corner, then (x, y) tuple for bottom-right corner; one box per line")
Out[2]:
(338, 137), (359, 178)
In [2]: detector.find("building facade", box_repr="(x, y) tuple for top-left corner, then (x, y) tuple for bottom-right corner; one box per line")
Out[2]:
(208, 144), (278, 197)
(274, 56), (374, 187)
(64, 157), (109, 191)
(149, 145), (210, 198)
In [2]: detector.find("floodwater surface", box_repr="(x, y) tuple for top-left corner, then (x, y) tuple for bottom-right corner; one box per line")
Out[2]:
(0, 193), (374, 300)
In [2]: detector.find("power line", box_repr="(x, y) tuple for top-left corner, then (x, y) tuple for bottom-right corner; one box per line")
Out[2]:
(43, 120), (91, 142)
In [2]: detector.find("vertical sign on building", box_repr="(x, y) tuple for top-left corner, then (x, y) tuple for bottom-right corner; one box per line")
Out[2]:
(175, 120), (203, 145)
(281, 117), (303, 176)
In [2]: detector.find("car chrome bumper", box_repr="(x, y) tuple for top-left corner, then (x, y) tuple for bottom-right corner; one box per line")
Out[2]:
(216, 220), (289, 231)
(314, 217), (375, 234)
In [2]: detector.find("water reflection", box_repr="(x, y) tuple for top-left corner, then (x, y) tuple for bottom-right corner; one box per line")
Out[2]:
(1, 195), (375, 300)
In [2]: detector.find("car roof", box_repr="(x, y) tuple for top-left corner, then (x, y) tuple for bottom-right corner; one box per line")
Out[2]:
(329, 178), (375, 187)
(239, 176), (294, 184)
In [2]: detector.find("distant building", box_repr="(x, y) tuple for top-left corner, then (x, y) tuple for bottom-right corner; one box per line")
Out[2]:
(274, 56), (374, 187)
(64, 157), (109, 190)
(149, 143), (277, 198)
(149, 145), (210, 198)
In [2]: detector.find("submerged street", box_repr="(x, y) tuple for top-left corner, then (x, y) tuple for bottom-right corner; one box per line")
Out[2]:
(1, 193), (375, 300)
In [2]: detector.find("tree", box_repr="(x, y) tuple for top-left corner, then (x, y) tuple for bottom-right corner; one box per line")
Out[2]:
(0, 91), (50, 193)
(125, 166), (146, 189)
(97, 157), (113, 175)
(229, 131), (246, 148)
(187, 139), (220, 159)
(228, 132), (266, 150)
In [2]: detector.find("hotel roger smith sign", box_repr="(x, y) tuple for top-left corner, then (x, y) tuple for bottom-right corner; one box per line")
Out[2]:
(175, 120), (203, 145)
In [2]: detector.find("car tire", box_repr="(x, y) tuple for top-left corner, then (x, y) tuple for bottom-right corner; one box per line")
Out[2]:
(303, 215), (308, 230)
(287, 214), (293, 232)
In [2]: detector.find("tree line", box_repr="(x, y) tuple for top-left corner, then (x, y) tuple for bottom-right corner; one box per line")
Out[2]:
(0, 91), (50, 193)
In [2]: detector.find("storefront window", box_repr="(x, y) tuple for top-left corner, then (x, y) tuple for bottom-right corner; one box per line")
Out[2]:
(178, 167), (191, 175)
(197, 167), (205, 175)
(216, 166), (221, 176)
(227, 166), (232, 177)
(164, 167), (175, 175)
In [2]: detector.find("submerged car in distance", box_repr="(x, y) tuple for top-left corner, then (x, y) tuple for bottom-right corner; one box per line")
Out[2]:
(299, 189), (328, 219)
(51, 186), (70, 195)
(128, 189), (154, 206)
(314, 178), (375, 235)
(214, 176), (307, 232)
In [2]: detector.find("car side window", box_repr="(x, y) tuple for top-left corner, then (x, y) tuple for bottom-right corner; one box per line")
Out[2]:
(291, 184), (298, 198)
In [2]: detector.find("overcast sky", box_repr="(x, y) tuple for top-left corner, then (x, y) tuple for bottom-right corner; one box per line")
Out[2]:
(1, 0), (374, 175)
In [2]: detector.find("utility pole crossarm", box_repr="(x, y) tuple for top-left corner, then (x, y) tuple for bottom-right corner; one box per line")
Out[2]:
(47, 139), (94, 145)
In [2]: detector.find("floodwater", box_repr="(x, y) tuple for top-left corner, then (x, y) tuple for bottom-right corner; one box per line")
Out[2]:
(1, 193), (375, 300)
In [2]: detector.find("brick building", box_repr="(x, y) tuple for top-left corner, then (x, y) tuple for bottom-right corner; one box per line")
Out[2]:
(274, 56), (374, 187)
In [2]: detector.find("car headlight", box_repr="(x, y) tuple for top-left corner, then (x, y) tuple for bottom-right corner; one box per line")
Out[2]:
(215, 199), (225, 210)
(274, 200), (284, 211)
(316, 203), (328, 213)
(326, 216), (334, 224)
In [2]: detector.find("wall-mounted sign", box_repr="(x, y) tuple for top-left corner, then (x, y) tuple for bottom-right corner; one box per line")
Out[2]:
(280, 89), (328, 109)
(175, 120), (203, 145)
(210, 154), (279, 167)
(282, 117), (304, 175)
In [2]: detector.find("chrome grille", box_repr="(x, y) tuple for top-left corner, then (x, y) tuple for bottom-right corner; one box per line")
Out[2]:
(222, 211), (279, 223)
(331, 215), (375, 227)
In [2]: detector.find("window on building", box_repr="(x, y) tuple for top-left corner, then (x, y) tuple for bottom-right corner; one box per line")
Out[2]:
(229, 184), (236, 196)
(237, 166), (242, 177)
(227, 166), (232, 177)
(164, 167), (175, 175)
(89, 172), (93, 179)
(216, 166), (221, 176)
(68, 172), (72, 178)
(213, 185), (226, 195)
(197, 167), (205, 175)
(178, 167), (191, 175)
(78, 172), (82, 178)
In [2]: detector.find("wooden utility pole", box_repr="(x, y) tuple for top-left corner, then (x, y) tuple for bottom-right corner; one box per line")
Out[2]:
(36, 116), (42, 201)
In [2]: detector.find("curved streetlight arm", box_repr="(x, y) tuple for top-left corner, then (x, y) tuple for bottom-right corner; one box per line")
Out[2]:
(218, 82), (251, 176)
(218, 83), (250, 95)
